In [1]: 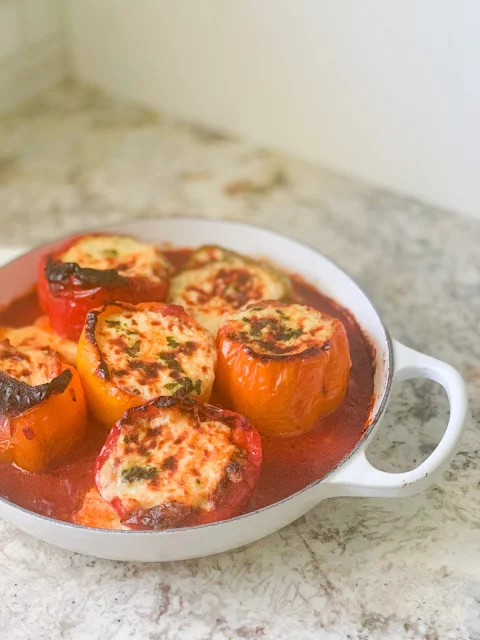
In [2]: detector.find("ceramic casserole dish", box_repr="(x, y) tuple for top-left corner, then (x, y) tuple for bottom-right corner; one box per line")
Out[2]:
(0, 218), (468, 561)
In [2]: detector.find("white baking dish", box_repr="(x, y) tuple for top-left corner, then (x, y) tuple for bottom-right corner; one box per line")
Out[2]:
(0, 218), (468, 561)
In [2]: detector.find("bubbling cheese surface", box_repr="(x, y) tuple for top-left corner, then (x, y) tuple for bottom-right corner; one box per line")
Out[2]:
(169, 246), (291, 335)
(0, 324), (77, 366)
(97, 405), (237, 512)
(223, 303), (337, 356)
(0, 341), (59, 386)
(59, 234), (171, 282)
(94, 306), (216, 400)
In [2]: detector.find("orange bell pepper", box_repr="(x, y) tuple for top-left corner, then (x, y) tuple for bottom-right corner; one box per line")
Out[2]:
(77, 321), (144, 430)
(215, 301), (351, 436)
(77, 301), (217, 427)
(0, 341), (87, 472)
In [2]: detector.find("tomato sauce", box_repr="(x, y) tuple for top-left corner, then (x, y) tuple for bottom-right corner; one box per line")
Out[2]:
(0, 249), (375, 524)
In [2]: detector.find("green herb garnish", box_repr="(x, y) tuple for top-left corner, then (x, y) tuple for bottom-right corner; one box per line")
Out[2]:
(172, 377), (202, 397)
(166, 336), (179, 348)
(158, 352), (184, 372)
(105, 320), (121, 328)
(280, 327), (303, 341)
(125, 340), (141, 357)
(121, 465), (157, 483)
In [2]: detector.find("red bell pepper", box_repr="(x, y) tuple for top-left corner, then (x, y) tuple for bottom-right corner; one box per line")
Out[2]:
(95, 396), (262, 530)
(37, 234), (171, 340)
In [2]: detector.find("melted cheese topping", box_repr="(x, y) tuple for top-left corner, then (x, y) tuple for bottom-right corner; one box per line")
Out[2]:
(73, 487), (128, 530)
(0, 341), (60, 386)
(223, 303), (337, 356)
(97, 406), (237, 511)
(60, 234), (171, 282)
(0, 324), (77, 366)
(184, 245), (247, 270)
(170, 247), (290, 335)
(95, 307), (216, 399)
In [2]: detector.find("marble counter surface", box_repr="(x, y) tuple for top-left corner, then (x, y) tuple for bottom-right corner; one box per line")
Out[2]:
(0, 83), (479, 640)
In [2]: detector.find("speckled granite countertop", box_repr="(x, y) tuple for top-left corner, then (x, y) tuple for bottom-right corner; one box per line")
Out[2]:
(0, 83), (479, 640)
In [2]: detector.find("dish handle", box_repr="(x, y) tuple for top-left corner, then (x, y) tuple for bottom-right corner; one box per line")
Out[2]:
(323, 339), (468, 497)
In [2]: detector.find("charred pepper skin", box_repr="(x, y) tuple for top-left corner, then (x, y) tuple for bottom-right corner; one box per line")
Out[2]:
(37, 234), (171, 341)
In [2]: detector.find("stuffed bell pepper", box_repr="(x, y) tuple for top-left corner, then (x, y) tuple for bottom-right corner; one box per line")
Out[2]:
(95, 396), (262, 529)
(215, 301), (351, 436)
(169, 245), (292, 335)
(77, 301), (217, 427)
(0, 340), (87, 472)
(38, 233), (172, 340)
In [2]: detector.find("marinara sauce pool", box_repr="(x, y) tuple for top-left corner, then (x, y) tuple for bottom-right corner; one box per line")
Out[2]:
(0, 249), (375, 524)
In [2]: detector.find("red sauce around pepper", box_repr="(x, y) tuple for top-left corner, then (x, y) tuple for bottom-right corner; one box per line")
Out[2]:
(0, 249), (375, 525)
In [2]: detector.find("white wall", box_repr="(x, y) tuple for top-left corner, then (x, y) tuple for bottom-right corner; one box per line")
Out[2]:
(66, 1), (480, 218)
(0, 0), (67, 114)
